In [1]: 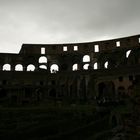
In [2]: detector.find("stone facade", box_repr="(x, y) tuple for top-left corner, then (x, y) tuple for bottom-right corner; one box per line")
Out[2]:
(0, 34), (140, 105)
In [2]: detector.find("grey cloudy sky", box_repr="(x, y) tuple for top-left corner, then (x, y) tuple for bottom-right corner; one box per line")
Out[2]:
(0, 0), (140, 53)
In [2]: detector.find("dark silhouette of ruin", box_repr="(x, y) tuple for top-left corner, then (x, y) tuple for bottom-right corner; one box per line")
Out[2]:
(0, 34), (140, 105)
(1, 35), (140, 140)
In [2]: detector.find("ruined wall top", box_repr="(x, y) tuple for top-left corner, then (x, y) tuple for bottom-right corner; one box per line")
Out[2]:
(19, 35), (140, 55)
(0, 34), (140, 72)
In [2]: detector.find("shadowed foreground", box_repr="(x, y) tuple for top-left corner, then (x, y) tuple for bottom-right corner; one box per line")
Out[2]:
(0, 104), (111, 140)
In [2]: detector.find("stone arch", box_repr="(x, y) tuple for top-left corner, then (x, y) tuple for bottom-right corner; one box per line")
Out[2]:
(38, 56), (47, 63)
(50, 64), (59, 73)
(109, 112), (122, 128)
(94, 62), (98, 70)
(126, 50), (131, 58)
(104, 61), (108, 69)
(27, 64), (35, 71)
(39, 65), (47, 70)
(3, 64), (11, 71)
(83, 64), (89, 70)
(83, 55), (90, 62)
(15, 64), (23, 71)
(72, 64), (78, 71)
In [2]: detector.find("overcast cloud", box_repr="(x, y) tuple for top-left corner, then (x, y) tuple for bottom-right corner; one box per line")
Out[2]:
(0, 0), (140, 53)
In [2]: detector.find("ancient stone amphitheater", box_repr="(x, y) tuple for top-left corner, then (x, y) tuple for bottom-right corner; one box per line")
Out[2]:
(0, 34), (140, 105)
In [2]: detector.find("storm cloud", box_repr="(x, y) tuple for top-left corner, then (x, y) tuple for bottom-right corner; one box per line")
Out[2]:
(0, 0), (140, 53)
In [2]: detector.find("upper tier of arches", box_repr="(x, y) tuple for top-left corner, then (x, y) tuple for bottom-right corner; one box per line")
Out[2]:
(0, 35), (140, 73)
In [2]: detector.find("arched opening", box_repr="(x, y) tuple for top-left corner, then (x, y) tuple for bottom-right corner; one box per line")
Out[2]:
(94, 62), (98, 70)
(38, 56), (47, 63)
(83, 64), (89, 70)
(104, 61), (108, 69)
(27, 64), (35, 71)
(98, 82), (106, 99)
(39, 65), (47, 70)
(126, 50), (131, 58)
(61, 63), (68, 71)
(83, 55), (90, 62)
(3, 64), (11, 71)
(72, 64), (78, 71)
(50, 64), (59, 73)
(15, 64), (23, 71)
(118, 86), (125, 97)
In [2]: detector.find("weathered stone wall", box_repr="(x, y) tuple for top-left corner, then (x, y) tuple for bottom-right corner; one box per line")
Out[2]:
(0, 35), (140, 104)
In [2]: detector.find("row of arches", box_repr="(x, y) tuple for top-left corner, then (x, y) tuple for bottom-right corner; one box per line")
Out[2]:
(1, 50), (132, 71)
(9, 50), (130, 72)
(82, 63), (98, 70)
(2, 64), (59, 73)
(82, 61), (108, 70)
(72, 62), (108, 70)
(39, 56), (47, 63)
(2, 50), (133, 72)
(2, 62), (109, 72)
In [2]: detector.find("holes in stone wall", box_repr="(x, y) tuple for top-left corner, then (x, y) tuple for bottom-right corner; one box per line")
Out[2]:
(83, 55), (90, 62)
(116, 41), (120, 47)
(94, 62), (98, 70)
(41, 47), (45, 54)
(104, 61), (108, 69)
(63, 46), (67, 51)
(15, 64), (23, 71)
(39, 65), (47, 70)
(126, 50), (131, 58)
(3, 64), (11, 71)
(39, 56), (47, 63)
(50, 64), (59, 73)
(74, 45), (78, 51)
(27, 64), (35, 71)
(72, 64), (78, 71)
(83, 64), (89, 70)
(94, 45), (99, 52)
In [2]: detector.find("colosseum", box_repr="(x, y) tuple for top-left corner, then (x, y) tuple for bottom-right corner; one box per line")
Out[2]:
(0, 34), (140, 105)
